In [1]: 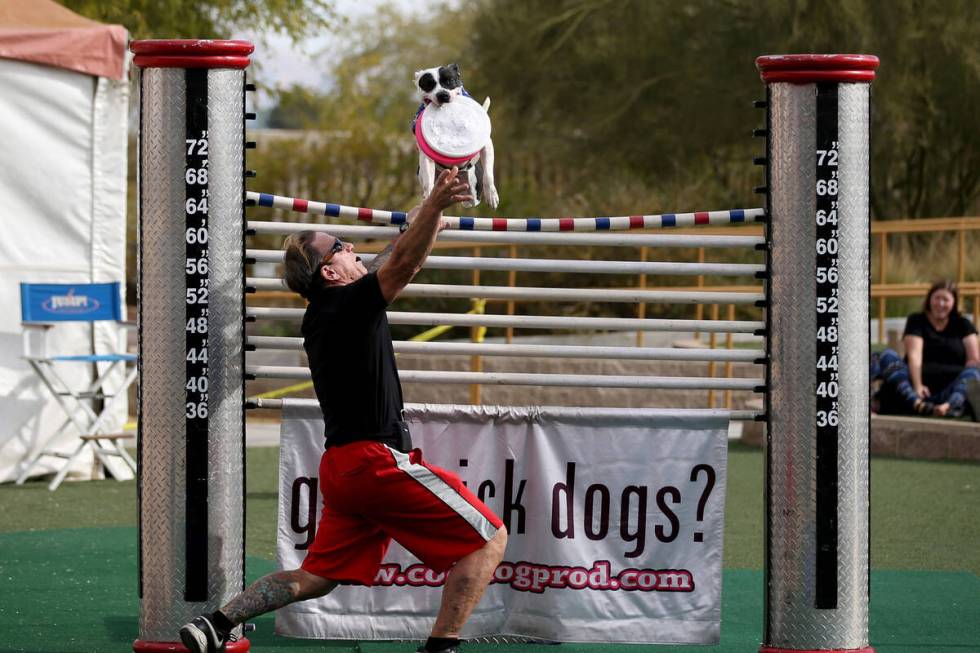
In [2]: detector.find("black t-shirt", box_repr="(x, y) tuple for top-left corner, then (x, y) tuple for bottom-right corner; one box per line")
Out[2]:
(302, 272), (404, 448)
(903, 311), (977, 391)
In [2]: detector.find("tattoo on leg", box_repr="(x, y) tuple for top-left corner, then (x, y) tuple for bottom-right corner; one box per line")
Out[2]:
(220, 571), (300, 624)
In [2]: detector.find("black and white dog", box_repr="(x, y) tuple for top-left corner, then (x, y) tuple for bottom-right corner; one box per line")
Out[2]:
(413, 63), (498, 209)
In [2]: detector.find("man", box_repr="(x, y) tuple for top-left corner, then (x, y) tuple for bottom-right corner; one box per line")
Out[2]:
(180, 167), (507, 653)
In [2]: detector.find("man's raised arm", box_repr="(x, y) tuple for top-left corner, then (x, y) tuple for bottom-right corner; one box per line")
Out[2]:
(377, 167), (472, 303)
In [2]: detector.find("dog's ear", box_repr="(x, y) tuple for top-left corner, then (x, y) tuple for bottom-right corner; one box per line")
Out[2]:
(448, 62), (460, 79)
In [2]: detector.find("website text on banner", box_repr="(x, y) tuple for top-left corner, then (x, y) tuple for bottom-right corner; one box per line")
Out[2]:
(277, 404), (728, 644)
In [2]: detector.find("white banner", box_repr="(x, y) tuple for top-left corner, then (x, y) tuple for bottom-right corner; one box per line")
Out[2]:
(277, 403), (728, 644)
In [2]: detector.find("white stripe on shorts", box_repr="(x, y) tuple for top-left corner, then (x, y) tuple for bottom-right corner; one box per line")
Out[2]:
(386, 446), (498, 541)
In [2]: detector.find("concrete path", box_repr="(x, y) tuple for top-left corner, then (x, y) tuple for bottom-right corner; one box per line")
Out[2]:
(246, 420), (282, 448)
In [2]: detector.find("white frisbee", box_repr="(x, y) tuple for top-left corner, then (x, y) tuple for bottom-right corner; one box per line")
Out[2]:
(417, 95), (492, 162)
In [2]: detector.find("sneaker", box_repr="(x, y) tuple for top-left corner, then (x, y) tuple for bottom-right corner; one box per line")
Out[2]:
(179, 615), (227, 653)
(913, 399), (935, 416)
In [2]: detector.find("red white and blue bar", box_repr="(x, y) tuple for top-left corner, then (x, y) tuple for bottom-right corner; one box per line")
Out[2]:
(246, 191), (764, 231)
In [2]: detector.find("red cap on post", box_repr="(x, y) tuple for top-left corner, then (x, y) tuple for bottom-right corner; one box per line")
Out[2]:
(756, 54), (879, 83)
(130, 39), (254, 69)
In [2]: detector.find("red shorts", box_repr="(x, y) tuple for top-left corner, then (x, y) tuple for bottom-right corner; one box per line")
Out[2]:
(301, 440), (503, 585)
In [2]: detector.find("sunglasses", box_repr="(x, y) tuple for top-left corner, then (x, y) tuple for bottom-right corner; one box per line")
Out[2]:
(324, 237), (346, 259)
(311, 238), (348, 282)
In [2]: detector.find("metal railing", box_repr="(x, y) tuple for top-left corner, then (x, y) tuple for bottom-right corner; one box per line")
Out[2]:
(872, 216), (980, 342)
(246, 228), (765, 409)
(247, 217), (979, 408)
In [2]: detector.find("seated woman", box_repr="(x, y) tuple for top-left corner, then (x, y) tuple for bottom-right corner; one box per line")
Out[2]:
(873, 280), (980, 417)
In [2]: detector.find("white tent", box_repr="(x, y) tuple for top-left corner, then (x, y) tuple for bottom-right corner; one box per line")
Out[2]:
(0, 0), (130, 482)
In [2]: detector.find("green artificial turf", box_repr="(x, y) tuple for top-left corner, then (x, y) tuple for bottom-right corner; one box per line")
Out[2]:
(0, 527), (977, 653)
(1, 442), (978, 652)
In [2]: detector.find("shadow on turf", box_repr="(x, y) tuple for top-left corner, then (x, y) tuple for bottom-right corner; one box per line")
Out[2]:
(248, 490), (279, 500)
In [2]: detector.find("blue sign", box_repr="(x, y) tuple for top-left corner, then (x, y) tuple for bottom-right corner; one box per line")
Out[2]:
(20, 282), (123, 322)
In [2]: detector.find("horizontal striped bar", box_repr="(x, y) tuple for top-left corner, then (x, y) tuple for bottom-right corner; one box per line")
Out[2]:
(252, 191), (410, 225)
(246, 398), (764, 422)
(246, 365), (764, 390)
(246, 279), (764, 304)
(247, 191), (764, 231)
(246, 307), (765, 333)
(246, 250), (764, 277)
(247, 220), (766, 248)
(248, 336), (764, 362)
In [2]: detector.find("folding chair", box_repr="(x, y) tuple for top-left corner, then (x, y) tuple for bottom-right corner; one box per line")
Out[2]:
(16, 282), (137, 490)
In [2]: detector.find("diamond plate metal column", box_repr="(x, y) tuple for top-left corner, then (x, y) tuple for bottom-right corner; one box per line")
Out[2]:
(131, 40), (253, 653)
(757, 55), (879, 653)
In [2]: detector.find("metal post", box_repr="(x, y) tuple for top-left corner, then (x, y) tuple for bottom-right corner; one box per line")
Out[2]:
(131, 39), (252, 652)
(759, 54), (879, 653)
(878, 232), (887, 344)
(957, 226), (965, 283)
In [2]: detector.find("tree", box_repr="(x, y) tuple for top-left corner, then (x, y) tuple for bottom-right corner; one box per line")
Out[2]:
(469, 0), (980, 219)
(251, 2), (484, 210)
(60, 0), (338, 42)
(265, 86), (326, 129)
(66, 0), (341, 301)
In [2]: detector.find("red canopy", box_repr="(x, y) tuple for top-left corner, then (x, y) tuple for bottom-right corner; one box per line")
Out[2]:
(0, 0), (127, 79)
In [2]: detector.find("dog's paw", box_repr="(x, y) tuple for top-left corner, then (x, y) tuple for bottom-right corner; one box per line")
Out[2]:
(485, 184), (500, 210)
(461, 197), (480, 208)
(418, 153), (437, 200)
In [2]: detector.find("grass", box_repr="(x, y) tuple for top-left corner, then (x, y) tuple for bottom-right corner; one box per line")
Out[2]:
(2, 442), (978, 575)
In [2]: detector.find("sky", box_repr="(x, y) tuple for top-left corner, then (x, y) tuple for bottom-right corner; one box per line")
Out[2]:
(233, 0), (432, 105)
